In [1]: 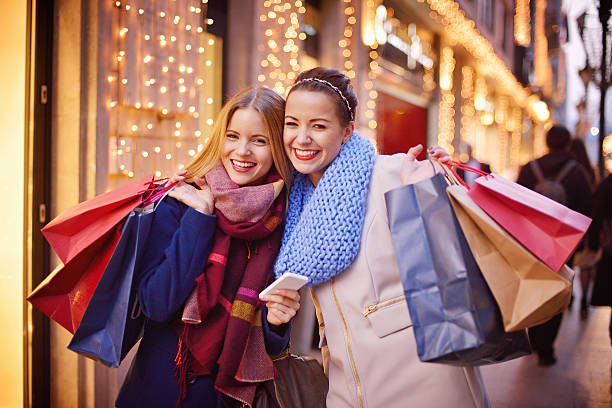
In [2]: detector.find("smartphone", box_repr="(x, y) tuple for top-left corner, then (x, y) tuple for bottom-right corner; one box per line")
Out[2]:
(259, 272), (309, 297)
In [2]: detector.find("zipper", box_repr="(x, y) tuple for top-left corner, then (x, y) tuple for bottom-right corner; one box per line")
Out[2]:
(331, 280), (364, 408)
(362, 295), (405, 317)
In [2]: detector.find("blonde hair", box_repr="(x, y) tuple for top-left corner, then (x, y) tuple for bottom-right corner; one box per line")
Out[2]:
(183, 86), (293, 188)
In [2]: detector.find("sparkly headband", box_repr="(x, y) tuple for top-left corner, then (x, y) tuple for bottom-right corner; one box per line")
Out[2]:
(292, 77), (354, 121)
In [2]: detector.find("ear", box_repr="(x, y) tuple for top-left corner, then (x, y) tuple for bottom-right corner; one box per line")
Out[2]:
(342, 122), (354, 144)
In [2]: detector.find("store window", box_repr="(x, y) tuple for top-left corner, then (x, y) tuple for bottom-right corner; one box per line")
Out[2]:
(107, 0), (222, 190)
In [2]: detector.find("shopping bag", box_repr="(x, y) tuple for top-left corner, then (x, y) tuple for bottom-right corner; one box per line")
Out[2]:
(68, 206), (154, 367)
(385, 173), (530, 365)
(447, 184), (574, 331)
(28, 177), (174, 333)
(27, 225), (123, 333)
(41, 175), (157, 265)
(468, 173), (591, 272)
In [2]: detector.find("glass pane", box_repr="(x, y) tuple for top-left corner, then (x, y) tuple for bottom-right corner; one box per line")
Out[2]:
(107, 0), (222, 189)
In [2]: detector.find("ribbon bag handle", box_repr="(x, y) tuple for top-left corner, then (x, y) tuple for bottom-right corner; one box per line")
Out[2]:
(442, 160), (490, 190)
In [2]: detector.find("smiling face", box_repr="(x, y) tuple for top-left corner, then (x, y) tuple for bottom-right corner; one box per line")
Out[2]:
(284, 90), (353, 185)
(221, 107), (274, 186)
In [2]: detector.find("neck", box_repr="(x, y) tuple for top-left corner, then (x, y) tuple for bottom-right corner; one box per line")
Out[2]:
(308, 168), (328, 186)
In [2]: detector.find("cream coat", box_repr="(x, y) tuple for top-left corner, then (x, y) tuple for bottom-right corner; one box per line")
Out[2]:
(311, 154), (490, 408)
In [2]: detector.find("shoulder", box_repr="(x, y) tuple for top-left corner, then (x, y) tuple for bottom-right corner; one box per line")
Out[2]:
(366, 154), (405, 204)
(372, 154), (405, 183)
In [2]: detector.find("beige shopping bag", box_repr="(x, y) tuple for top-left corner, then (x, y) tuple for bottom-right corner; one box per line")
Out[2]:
(447, 185), (574, 332)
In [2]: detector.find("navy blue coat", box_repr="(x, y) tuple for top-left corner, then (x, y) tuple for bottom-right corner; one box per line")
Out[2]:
(116, 197), (290, 408)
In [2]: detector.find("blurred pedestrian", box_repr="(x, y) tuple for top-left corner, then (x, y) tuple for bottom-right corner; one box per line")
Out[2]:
(116, 87), (300, 408)
(517, 125), (593, 366)
(568, 138), (598, 318)
(588, 173), (612, 344)
(273, 67), (490, 407)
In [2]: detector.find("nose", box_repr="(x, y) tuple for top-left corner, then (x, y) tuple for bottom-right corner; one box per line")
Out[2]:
(295, 127), (311, 146)
(235, 138), (251, 156)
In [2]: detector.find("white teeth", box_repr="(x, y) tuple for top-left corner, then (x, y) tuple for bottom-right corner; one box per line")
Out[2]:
(295, 149), (318, 157)
(231, 160), (255, 168)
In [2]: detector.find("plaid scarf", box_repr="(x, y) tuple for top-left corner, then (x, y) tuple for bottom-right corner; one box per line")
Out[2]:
(175, 164), (286, 407)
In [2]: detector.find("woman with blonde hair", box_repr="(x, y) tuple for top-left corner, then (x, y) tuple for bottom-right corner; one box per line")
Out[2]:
(116, 86), (300, 408)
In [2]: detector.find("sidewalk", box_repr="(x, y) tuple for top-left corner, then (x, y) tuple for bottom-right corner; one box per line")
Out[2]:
(481, 299), (611, 407)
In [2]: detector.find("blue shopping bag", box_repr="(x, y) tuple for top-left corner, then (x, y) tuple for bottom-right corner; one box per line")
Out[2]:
(68, 206), (154, 367)
(385, 173), (530, 365)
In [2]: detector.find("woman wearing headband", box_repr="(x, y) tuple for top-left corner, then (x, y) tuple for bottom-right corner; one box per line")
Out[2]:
(270, 67), (490, 407)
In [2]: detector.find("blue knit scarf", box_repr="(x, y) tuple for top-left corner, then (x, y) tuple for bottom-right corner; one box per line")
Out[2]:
(274, 133), (376, 286)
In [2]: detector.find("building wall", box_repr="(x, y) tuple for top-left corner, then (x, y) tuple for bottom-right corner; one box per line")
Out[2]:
(0, 0), (27, 407)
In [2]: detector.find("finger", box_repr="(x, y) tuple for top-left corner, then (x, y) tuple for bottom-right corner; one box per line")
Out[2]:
(271, 289), (301, 302)
(405, 144), (424, 162)
(267, 302), (296, 317)
(428, 146), (451, 162)
(267, 307), (291, 325)
(261, 294), (300, 309)
(268, 304), (295, 322)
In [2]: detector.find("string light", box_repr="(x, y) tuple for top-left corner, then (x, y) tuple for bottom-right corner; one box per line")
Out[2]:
(424, 0), (546, 121)
(460, 66), (475, 149)
(514, 0), (530, 46)
(510, 107), (523, 165)
(534, 0), (552, 97)
(108, 1), (217, 181)
(258, 0), (302, 94)
(438, 46), (455, 155)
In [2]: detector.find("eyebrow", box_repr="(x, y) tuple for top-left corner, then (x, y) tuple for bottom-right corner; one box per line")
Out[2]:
(284, 115), (332, 123)
(226, 128), (268, 138)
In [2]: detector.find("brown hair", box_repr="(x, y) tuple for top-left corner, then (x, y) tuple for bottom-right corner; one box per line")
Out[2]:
(183, 86), (292, 188)
(288, 67), (358, 127)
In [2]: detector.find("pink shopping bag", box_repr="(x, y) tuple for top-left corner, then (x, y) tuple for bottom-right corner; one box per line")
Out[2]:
(467, 172), (591, 272)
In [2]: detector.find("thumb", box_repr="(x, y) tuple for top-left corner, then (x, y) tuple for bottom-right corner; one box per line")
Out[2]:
(405, 144), (423, 162)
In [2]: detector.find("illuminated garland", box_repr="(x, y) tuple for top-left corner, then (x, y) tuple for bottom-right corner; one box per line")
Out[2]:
(438, 46), (455, 154)
(109, 0), (215, 180)
(257, 0), (304, 95)
(425, 0), (546, 121)
(514, 0), (531, 46)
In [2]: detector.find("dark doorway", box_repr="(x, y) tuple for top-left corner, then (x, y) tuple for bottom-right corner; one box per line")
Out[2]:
(376, 91), (428, 157)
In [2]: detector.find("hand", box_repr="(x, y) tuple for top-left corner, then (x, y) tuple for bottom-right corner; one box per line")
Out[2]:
(400, 144), (450, 186)
(167, 170), (215, 214)
(260, 289), (301, 326)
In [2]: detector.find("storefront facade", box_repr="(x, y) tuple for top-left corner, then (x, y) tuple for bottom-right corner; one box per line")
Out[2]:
(6, 0), (565, 406)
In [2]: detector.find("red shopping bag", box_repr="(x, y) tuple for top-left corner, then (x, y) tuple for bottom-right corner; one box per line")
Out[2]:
(41, 175), (157, 264)
(28, 225), (122, 333)
(29, 175), (174, 333)
(467, 172), (591, 272)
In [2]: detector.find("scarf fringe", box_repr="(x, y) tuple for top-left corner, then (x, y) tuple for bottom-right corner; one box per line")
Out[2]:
(174, 326), (191, 408)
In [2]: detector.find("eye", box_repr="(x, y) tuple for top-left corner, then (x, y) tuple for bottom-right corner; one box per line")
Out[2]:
(313, 123), (327, 130)
(225, 132), (239, 140)
(253, 137), (268, 145)
(284, 120), (297, 127)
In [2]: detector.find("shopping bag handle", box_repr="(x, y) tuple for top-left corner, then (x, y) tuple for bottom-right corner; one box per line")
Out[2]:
(141, 180), (178, 207)
(442, 160), (490, 190)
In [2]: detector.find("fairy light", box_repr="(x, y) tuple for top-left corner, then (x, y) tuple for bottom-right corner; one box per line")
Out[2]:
(510, 107), (523, 165)
(460, 66), (475, 149)
(514, 0), (531, 46)
(438, 46), (456, 154)
(534, 0), (552, 97)
(425, 0), (546, 121)
(339, 0), (356, 79)
(108, 1), (220, 183)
